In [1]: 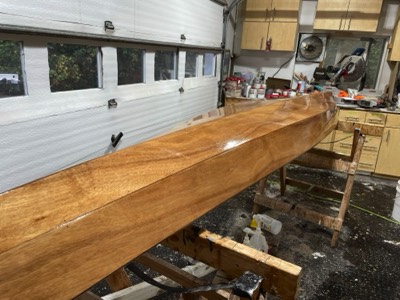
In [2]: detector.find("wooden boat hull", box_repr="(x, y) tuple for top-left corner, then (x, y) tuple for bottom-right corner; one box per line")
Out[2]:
(0, 92), (337, 299)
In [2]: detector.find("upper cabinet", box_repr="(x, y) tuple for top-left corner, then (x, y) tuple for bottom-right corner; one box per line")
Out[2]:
(313, 0), (383, 32)
(388, 17), (400, 61)
(241, 0), (300, 51)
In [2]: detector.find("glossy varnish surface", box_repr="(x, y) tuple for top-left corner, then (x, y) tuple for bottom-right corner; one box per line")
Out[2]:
(0, 92), (337, 299)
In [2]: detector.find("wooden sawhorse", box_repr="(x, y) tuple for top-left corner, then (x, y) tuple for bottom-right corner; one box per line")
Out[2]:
(253, 129), (365, 247)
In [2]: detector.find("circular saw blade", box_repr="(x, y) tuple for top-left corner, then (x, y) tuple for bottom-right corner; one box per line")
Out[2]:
(340, 56), (366, 82)
(299, 36), (324, 60)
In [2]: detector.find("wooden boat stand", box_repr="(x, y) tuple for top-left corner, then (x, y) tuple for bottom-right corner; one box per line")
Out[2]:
(253, 128), (365, 247)
(78, 226), (301, 300)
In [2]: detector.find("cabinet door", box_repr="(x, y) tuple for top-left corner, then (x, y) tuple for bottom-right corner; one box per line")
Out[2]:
(241, 21), (269, 50)
(346, 0), (383, 32)
(338, 109), (366, 123)
(359, 135), (381, 172)
(364, 111), (386, 126)
(245, 0), (270, 22)
(385, 113), (400, 128)
(271, 0), (300, 23)
(314, 131), (334, 151)
(332, 130), (354, 155)
(388, 19), (400, 61)
(267, 22), (297, 51)
(314, 0), (349, 30)
(375, 128), (400, 176)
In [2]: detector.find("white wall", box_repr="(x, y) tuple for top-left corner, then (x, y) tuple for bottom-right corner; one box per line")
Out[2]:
(0, 0), (224, 193)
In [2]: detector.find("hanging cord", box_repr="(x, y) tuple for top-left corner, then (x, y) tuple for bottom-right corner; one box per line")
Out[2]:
(271, 53), (296, 78)
(267, 179), (400, 225)
(318, 134), (353, 144)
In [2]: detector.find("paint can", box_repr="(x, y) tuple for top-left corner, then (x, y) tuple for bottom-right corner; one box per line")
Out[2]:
(392, 180), (400, 222)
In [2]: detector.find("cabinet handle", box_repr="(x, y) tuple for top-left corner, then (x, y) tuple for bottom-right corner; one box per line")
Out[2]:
(260, 37), (264, 50)
(386, 130), (391, 144)
(273, 8), (276, 21)
(266, 8), (269, 21)
(339, 16), (343, 30)
(345, 117), (359, 122)
(348, 14), (351, 30)
(363, 146), (378, 152)
(340, 142), (352, 148)
(359, 162), (373, 167)
(367, 119), (383, 124)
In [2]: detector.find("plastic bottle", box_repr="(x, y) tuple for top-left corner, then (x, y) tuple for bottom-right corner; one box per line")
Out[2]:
(252, 214), (282, 235)
(242, 228), (252, 246)
(244, 222), (268, 253)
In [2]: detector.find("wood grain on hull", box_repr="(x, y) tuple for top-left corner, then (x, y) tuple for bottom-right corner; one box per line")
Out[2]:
(0, 92), (337, 299)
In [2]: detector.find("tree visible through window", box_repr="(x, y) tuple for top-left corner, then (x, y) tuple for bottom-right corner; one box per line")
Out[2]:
(117, 47), (145, 85)
(48, 43), (99, 92)
(0, 39), (25, 98)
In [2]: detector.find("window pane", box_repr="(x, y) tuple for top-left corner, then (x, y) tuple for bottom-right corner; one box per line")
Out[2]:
(364, 38), (385, 89)
(323, 37), (385, 90)
(0, 39), (25, 98)
(48, 43), (99, 92)
(203, 53), (216, 77)
(155, 50), (177, 81)
(117, 47), (145, 85)
(185, 52), (198, 78)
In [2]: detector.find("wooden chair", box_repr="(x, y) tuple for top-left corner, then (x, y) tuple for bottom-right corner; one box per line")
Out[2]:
(253, 128), (365, 247)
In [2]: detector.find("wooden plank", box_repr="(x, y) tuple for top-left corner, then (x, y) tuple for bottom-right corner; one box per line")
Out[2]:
(105, 268), (132, 292)
(293, 149), (353, 173)
(253, 194), (343, 231)
(336, 120), (384, 137)
(135, 253), (229, 300)
(284, 177), (344, 199)
(162, 227), (302, 300)
(0, 93), (336, 299)
(103, 262), (217, 300)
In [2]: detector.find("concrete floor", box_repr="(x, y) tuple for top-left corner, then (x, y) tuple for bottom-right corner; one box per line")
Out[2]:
(94, 165), (400, 299)
(195, 165), (400, 300)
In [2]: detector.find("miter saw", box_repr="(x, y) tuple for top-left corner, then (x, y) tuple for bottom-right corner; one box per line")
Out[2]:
(326, 48), (366, 90)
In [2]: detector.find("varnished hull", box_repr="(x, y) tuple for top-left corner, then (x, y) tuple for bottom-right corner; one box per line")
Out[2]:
(0, 92), (337, 299)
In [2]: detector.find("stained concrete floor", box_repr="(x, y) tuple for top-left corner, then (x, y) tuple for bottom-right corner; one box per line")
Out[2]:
(94, 165), (400, 299)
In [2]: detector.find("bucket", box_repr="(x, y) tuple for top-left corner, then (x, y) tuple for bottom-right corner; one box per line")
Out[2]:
(392, 180), (400, 222)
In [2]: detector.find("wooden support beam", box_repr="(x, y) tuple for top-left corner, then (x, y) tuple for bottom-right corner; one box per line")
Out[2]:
(293, 149), (353, 173)
(105, 268), (132, 292)
(336, 121), (384, 137)
(162, 227), (301, 300)
(135, 253), (229, 300)
(285, 177), (344, 199)
(103, 262), (217, 300)
(254, 193), (343, 231)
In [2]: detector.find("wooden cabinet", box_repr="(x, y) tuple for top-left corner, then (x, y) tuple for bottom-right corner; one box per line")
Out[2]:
(316, 109), (386, 173)
(313, 108), (400, 176)
(375, 114), (400, 177)
(241, 0), (299, 51)
(314, 0), (383, 32)
(244, 0), (299, 22)
(388, 18), (400, 61)
(314, 131), (334, 151)
(241, 21), (297, 51)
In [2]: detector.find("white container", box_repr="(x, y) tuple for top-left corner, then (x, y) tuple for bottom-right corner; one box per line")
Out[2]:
(252, 214), (282, 235)
(392, 180), (400, 222)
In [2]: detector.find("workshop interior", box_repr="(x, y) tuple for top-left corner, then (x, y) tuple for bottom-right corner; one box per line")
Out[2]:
(0, 1), (400, 300)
